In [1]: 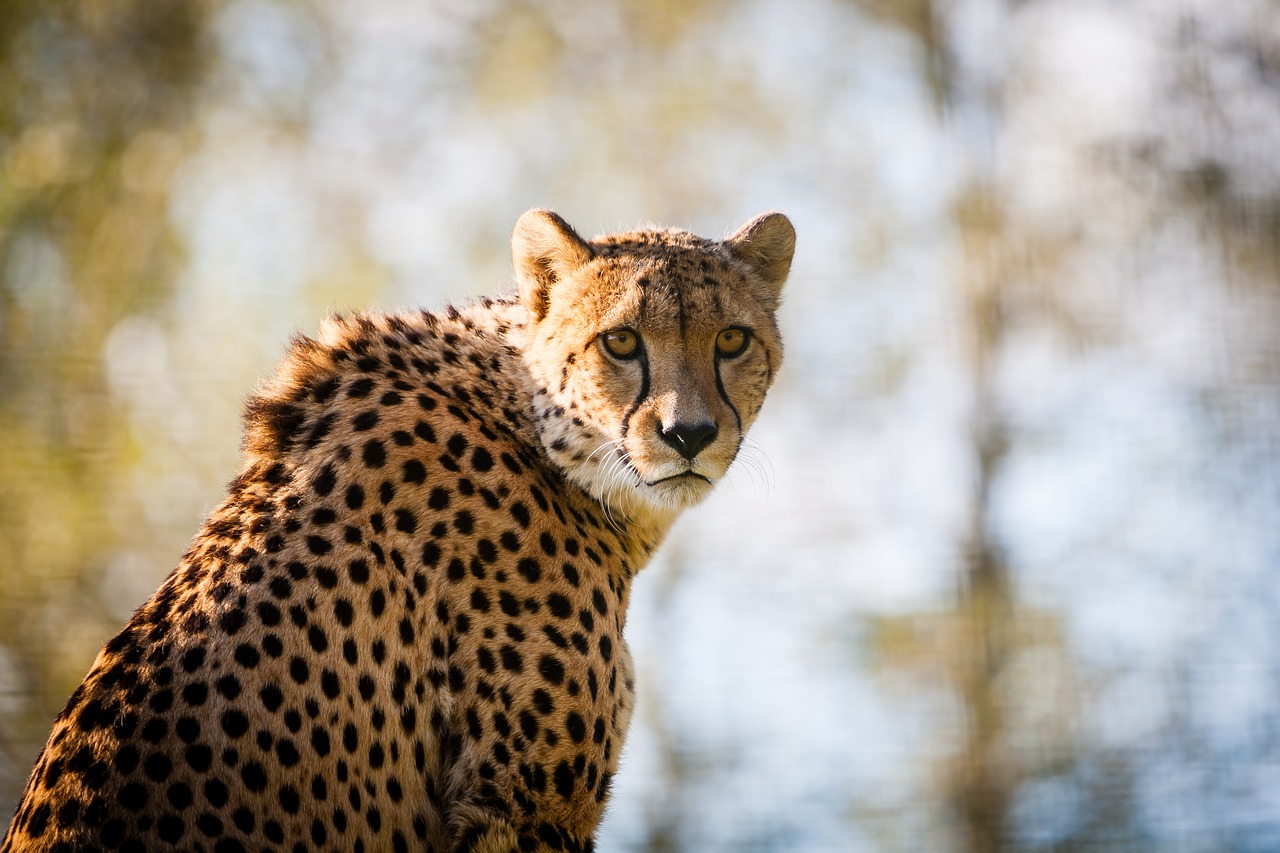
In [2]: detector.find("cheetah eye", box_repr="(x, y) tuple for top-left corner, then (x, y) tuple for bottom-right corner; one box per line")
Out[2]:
(600, 329), (641, 360)
(715, 328), (749, 358)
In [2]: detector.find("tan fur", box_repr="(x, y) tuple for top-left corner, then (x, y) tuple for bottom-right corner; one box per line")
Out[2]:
(2, 211), (793, 852)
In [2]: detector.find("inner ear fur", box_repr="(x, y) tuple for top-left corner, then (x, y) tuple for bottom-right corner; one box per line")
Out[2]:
(724, 212), (796, 299)
(512, 209), (594, 321)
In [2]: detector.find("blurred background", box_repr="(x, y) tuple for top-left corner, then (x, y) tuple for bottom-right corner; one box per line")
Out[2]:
(2, 0), (1279, 849)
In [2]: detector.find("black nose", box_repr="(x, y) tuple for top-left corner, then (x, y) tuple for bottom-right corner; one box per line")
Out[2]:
(658, 421), (718, 460)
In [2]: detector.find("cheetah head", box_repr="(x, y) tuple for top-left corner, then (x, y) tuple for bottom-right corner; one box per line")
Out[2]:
(511, 209), (794, 522)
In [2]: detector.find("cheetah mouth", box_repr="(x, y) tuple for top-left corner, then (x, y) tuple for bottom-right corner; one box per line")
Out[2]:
(646, 471), (713, 487)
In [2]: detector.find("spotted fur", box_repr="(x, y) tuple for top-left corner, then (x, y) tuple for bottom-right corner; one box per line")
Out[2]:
(2, 210), (794, 852)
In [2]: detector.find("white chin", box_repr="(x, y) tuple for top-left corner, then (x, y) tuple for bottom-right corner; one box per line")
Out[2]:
(571, 457), (717, 518)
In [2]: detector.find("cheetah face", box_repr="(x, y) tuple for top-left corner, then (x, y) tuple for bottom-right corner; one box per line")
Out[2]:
(511, 209), (794, 521)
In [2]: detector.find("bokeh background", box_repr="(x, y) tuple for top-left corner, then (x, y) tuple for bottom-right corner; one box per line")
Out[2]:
(3, 0), (1279, 849)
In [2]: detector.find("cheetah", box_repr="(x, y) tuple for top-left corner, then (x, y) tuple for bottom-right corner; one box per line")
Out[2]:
(2, 208), (795, 852)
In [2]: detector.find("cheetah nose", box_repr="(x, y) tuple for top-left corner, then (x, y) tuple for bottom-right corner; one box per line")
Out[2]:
(658, 421), (718, 460)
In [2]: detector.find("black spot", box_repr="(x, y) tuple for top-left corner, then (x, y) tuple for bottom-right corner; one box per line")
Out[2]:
(403, 459), (426, 484)
(204, 777), (229, 807)
(347, 377), (375, 398)
(221, 710), (249, 739)
(547, 594), (571, 618)
(181, 647), (207, 673)
(260, 685), (284, 713)
(538, 655), (565, 685)
(219, 609), (247, 636)
(363, 440), (387, 468)
(349, 558), (370, 584)
(499, 645), (523, 673)
(565, 712), (586, 743)
(453, 510), (474, 534)
(276, 740), (301, 767)
(422, 541), (442, 566)
(322, 669), (342, 699)
(167, 781), (193, 810)
(26, 802), (51, 838)
(516, 558), (541, 583)
(353, 410), (379, 431)
(316, 565), (338, 588)
(305, 412), (335, 448)
(311, 727), (332, 757)
(149, 689), (174, 714)
(471, 447), (493, 471)
(428, 488), (450, 510)
(312, 377), (340, 403)
(308, 625), (329, 653)
(241, 761), (268, 792)
(117, 781), (148, 812)
(307, 535), (332, 556)
(158, 814), (185, 843)
(539, 532), (558, 557)
(599, 635), (613, 662)
(510, 503), (530, 528)
(334, 599), (354, 627)
(343, 723), (359, 753)
(185, 744), (213, 773)
(312, 464), (337, 496)
(446, 433), (467, 457)
(278, 785), (301, 814)
(99, 817), (126, 845)
(553, 761), (574, 799)
(176, 717), (201, 744)
(181, 682), (209, 706)
(216, 671), (240, 696)
(257, 602), (281, 626)
(195, 812), (224, 839)
(233, 644), (260, 669)
(395, 508), (418, 534)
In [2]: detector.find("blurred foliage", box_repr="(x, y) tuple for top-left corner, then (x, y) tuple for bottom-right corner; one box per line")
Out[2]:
(0, 0), (220, 794)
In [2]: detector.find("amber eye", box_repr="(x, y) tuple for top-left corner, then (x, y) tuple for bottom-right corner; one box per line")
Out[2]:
(715, 327), (749, 358)
(601, 329), (641, 360)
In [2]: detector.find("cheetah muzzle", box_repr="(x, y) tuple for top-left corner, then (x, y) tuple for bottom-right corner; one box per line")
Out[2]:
(2, 210), (795, 852)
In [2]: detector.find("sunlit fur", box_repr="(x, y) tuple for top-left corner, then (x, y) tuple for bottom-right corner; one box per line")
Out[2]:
(510, 211), (794, 534)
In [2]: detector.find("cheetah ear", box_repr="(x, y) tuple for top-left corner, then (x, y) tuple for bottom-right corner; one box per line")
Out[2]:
(724, 212), (796, 300)
(512, 209), (594, 322)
